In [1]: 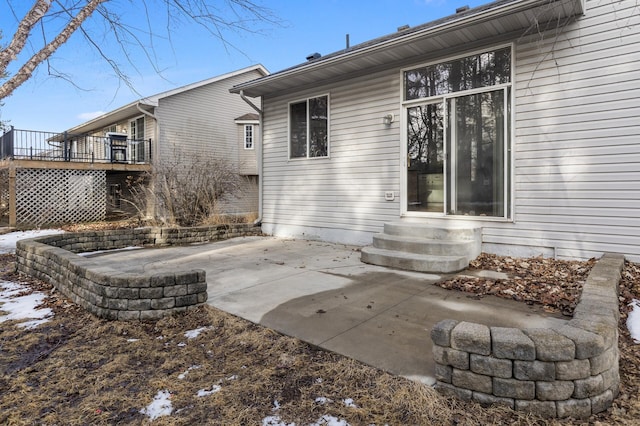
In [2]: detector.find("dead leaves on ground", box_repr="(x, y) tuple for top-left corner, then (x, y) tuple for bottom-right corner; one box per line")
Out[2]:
(436, 253), (596, 316)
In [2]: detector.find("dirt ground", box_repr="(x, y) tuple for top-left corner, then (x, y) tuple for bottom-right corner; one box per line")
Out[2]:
(0, 228), (639, 425)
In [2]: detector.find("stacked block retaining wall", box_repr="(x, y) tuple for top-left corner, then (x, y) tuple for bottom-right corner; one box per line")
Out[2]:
(431, 253), (624, 419)
(15, 224), (261, 320)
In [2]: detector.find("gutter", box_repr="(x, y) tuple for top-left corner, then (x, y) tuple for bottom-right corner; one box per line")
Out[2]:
(136, 102), (159, 164)
(231, 0), (584, 95)
(238, 90), (263, 226)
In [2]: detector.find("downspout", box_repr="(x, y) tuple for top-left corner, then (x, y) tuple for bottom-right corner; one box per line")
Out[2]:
(239, 90), (263, 226)
(136, 102), (159, 221)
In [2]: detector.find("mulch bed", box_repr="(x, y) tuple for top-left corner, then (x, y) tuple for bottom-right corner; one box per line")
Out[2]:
(435, 253), (596, 316)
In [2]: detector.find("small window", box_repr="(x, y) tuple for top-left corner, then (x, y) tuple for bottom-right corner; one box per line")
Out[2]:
(289, 95), (328, 159)
(244, 125), (254, 149)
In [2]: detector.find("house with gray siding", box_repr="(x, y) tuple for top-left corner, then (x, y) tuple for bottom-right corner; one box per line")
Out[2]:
(231, 0), (640, 271)
(63, 64), (267, 219)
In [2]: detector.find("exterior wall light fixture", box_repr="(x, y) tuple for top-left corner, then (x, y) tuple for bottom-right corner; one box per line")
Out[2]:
(382, 113), (395, 126)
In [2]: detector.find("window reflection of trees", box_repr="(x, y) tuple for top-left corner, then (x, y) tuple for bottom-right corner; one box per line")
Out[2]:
(309, 96), (328, 158)
(404, 47), (511, 100)
(407, 104), (443, 174)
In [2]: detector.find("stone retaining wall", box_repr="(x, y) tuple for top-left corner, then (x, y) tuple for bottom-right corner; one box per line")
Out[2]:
(15, 224), (262, 320)
(431, 253), (625, 419)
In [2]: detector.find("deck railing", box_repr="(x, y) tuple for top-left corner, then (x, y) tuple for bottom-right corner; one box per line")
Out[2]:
(0, 127), (152, 164)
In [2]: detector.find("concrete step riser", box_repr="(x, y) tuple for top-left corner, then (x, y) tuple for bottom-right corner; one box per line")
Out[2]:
(361, 249), (467, 274)
(373, 235), (476, 257)
(384, 223), (480, 241)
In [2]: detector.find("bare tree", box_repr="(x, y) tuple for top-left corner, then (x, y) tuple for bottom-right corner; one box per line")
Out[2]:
(124, 152), (246, 227)
(0, 0), (278, 100)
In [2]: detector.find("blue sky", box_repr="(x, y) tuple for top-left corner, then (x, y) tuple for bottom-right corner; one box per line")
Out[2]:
(1, 0), (486, 132)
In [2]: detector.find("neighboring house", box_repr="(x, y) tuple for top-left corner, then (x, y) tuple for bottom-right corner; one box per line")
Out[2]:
(231, 0), (640, 270)
(0, 65), (267, 227)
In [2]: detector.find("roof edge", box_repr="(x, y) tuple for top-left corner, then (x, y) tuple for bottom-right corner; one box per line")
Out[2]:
(231, 0), (583, 96)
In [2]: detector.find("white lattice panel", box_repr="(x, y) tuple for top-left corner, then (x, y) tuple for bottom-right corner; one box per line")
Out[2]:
(16, 168), (106, 226)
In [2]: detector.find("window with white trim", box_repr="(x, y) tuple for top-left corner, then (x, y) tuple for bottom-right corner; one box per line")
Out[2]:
(402, 46), (512, 218)
(289, 95), (329, 159)
(244, 124), (254, 149)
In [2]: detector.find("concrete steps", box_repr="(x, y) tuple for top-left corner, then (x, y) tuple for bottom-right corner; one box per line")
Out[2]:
(361, 222), (482, 273)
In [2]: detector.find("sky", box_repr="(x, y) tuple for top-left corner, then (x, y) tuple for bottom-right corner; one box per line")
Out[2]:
(0, 0), (487, 132)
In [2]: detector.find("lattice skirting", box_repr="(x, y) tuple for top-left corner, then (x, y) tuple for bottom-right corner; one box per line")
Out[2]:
(16, 168), (106, 226)
(0, 169), (8, 223)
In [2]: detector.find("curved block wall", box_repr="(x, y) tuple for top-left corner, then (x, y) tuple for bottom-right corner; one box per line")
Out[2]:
(431, 253), (624, 418)
(15, 224), (261, 320)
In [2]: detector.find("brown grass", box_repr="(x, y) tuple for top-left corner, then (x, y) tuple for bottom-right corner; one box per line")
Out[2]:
(0, 252), (638, 425)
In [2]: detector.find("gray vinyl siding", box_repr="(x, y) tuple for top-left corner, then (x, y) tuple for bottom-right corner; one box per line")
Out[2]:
(261, 68), (402, 241)
(237, 124), (258, 175)
(478, 0), (640, 261)
(261, 0), (640, 260)
(156, 69), (264, 167)
(154, 69), (263, 215)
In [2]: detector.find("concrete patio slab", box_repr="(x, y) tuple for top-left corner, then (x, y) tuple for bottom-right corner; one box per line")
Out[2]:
(90, 236), (568, 385)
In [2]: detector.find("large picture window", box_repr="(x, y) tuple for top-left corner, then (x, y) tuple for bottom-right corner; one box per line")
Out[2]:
(289, 95), (329, 159)
(402, 46), (512, 219)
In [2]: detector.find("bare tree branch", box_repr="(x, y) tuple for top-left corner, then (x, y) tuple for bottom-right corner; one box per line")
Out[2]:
(0, 0), (51, 77)
(0, 0), (279, 102)
(0, 0), (107, 100)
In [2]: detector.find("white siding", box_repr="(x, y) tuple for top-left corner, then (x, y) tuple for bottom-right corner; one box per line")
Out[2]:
(261, 0), (640, 260)
(261, 68), (402, 244)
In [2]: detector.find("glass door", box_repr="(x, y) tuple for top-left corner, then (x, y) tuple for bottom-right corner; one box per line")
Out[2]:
(406, 102), (445, 213)
(447, 89), (506, 217)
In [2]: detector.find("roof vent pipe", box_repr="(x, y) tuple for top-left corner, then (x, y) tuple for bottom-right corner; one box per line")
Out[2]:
(397, 24), (410, 31)
(456, 5), (470, 13)
(346, 34), (350, 49)
(306, 52), (321, 61)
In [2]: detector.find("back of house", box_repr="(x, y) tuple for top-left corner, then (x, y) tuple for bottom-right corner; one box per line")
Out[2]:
(233, 0), (640, 265)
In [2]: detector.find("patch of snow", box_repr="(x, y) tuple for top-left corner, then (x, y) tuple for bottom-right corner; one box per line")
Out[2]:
(126, 338), (139, 342)
(0, 280), (53, 328)
(314, 397), (332, 405)
(309, 415), (350, 426)
(342, 398), (357, 408)
(262, 415), (295, 426)
(628, 299), (640, 343)
(315, 377), (323, 384)
(272, 399), (281, 411)
(196, 385), (221, 397)
(177, 365), (202, 380)
(184, 326), (211, 339)
(0, 229), (64, 254)
(226, 374), (238, 381)
(177, 342), (186, 347)
(77, 246), (142, 257)
(140, 390), (173, 420)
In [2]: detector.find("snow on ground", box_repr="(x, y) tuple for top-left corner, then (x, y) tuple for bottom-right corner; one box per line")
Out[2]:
(196, 385), (221, 397)
(140, 390), (173, 420)
(0, 229), (64, 254)
(0, 280), (53, 329)
(262, 415), (350, 426)
(184, 326), (211, 339)
(628, 299), (640, 343)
